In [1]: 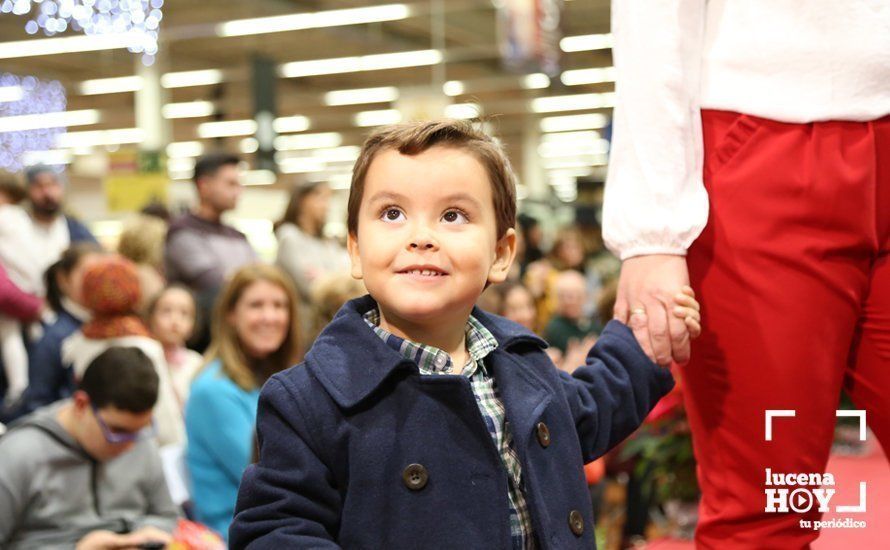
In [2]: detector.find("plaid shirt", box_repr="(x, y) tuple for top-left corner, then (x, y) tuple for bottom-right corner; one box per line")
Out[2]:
(364, 308), (535, 549)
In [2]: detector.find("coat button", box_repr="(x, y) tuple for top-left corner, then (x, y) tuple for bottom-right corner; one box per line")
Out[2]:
(536, 422), (551, 448)
(402, 464), (428, 491)
(568, 509), (584, 536)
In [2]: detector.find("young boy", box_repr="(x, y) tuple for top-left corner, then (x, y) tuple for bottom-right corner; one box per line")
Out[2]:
(230, 120), (700, 549)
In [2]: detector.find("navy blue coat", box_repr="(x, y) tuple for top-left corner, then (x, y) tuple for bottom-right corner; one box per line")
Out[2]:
(230, 295), (674, 549)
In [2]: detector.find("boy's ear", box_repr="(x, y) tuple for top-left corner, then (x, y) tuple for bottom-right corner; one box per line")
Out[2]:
(346, 232), (364, 280)
(487, 228), (517, 285)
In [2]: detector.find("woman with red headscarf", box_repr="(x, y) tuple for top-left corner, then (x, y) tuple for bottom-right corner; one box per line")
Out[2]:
(61, 255), (184, 447)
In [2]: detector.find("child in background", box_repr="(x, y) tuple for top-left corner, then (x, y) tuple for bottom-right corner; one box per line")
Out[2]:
(146, 284), (204, 415)
(230, 120), (702, 548)
(0, 175), (43, 406)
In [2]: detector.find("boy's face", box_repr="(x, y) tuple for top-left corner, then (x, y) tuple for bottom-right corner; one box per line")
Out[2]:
(348, 145), (516, 327)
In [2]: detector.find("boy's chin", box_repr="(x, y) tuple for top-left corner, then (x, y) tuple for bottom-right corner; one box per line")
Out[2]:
(382, 299), (468, 325)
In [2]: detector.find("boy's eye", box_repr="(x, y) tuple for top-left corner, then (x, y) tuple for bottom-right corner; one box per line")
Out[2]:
(442, 210), (468, 224)
(381, 208), (405, 222)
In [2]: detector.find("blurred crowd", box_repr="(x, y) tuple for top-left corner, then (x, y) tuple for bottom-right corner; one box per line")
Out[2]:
(0, 154), (621, 547)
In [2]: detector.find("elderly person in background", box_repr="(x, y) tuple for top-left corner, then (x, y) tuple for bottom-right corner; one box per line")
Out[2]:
(185, 263), (302, 540)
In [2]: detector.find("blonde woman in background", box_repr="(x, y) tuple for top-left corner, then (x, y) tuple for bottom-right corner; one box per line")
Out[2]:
(184, 263), (302, 540)
(117, 214), (168, 312)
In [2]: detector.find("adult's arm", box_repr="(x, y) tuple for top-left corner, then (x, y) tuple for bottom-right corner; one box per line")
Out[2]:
(603, 0), (708, 364)
(0, 264), (42, 322)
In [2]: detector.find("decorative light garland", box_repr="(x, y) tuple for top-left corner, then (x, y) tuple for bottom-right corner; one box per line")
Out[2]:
(0, 0), (164, 65)
(0, 72), (66, 172)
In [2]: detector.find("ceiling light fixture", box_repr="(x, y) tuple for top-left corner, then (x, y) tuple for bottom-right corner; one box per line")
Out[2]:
(218, 4), (411, 37)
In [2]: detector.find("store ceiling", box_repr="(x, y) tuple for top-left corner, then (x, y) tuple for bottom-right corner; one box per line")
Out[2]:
(0, 0), (613, 185)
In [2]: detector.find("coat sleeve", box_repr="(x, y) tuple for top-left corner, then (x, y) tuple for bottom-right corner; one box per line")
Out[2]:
(559, 320), (675, 462)
(229, 376), (342, 549)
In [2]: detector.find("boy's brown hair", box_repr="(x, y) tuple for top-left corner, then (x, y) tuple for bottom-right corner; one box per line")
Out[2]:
(347, 119), (517, 239)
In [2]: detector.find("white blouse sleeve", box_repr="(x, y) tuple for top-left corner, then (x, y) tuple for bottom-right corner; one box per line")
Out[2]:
(602, 0), (710, 260)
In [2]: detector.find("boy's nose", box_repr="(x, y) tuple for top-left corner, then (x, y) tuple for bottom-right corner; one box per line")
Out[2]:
(408, 228), (439, 251)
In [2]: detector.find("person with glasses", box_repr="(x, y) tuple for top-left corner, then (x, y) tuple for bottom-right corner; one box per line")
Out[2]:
(0, 346), (179, 550)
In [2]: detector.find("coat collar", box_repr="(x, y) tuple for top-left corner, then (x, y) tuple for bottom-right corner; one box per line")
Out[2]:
(305, 294), (548, 409)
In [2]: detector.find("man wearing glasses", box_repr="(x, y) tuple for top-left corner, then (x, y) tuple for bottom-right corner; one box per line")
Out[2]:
(0, 347), (178, 549)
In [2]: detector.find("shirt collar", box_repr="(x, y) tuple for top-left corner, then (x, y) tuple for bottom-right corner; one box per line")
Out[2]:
(363, 307), (498, 375)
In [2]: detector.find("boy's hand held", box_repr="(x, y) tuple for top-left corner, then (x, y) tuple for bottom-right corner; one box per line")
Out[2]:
(614, 254), (691, 366)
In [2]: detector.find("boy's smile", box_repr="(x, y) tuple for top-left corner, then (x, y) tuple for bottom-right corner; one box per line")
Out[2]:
(347, 145), (515, 342)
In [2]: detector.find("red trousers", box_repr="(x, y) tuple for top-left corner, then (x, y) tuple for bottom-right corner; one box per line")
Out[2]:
(682, 110), (890, 549)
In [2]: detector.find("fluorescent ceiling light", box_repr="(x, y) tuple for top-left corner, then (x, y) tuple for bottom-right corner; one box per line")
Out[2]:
(311, 146), (361, 163)
(22, 149), (72, 166)
(79, 76), (144, 95)
(161, 69), (224, 89)
(239, 138), (259, 154)
(0, 86), (24, 103)
(241, 169), (277, 186)
(353, 109), (402, 127)
(218, 4), (411, 37)
(541, 130), (601, 143)
(324, 86), (399, 106)
(279, 157), (327, 174)
(0, 109), (100, 133)
(167, 157), (196, 172)
(522, 73), (551, 89)
(166, 141), (204, 158)
(560, 67), (617, 86)
(543, 155), (608, 169)
(272, 115), (311, 133)
(275, 132), (343, 151)
(280, 49), (442, 78)
(197, 119), (257, 138)
(162, 101), (215, 119)
(540, 113), (609, 132)
(560, 33), (613, 53)
(444, 103), (481, 120)
(531, 92), (615, 113)
(0, 32), (134, 60)
(538, 139), (610, 158)
(443, 80), (464, 96)
(56, 128), (144, 148)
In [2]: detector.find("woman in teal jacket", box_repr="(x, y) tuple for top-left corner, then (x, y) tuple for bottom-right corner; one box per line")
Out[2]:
(185, 264), (301, 540)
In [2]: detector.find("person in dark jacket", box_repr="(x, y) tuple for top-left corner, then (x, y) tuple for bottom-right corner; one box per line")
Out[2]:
(230, 120), (701, 548)
(13, 244), (104, 420)
(164, 153), (256, 351)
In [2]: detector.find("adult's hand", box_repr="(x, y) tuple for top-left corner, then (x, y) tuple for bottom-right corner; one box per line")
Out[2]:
(613, 254), (691, 366)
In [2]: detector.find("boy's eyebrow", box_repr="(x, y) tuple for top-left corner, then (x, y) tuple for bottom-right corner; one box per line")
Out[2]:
(367, 191), (483, 209)
(441, 192), (484, 209)
(367, 191), (409, 204)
